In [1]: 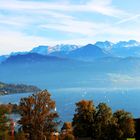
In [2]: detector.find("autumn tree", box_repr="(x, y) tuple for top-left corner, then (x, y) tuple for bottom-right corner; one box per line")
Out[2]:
(15, 131), (27, 140)
(18, 90), (59, 140)
(113, 110), (135, 139)
(72, 100), (95, 138)
(61, 122), (73, 134)
(62, 133), (75, 140)
(0, 105), (11, 139)
(94, 103), (113, 140)
(60, 122), (74, 140)
(72, 100), (135, 140)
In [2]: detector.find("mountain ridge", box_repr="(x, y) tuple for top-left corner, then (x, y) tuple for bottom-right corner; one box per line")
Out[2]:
(1, 40), (140, 63)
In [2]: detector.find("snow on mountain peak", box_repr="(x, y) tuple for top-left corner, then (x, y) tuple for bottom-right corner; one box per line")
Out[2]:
(94, 41), (114, 51)
(30, 45), (50, 55)
(114, 40), (140, 48)
(30, 44), (79, 55)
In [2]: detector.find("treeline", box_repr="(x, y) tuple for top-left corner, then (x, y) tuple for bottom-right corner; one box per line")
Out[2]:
(0, 81), (40, 95)
(0, 90), (137, 140)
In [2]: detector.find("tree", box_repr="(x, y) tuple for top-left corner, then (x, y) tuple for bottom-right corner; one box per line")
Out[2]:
(72, 100), (135, 140)
(0, 105), (11, 139)
(61, 122), (72, 134)
(18, 90), (59, 140)
(72, 100), (95, 138)
(94, 103), (113, 140)
(15, 131), (27, 140)
(62, 133), (75, 140)
(113, 110), (135, 139)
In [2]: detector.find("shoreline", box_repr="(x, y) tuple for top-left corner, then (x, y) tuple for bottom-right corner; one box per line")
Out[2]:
(0, 91), (39, 96)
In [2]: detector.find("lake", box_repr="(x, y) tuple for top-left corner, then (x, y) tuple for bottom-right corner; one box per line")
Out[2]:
(0, 87), (140, 122)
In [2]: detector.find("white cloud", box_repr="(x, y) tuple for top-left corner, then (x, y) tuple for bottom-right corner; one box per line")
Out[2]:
(0, 30), (57, 55)
(1, 17), (140, 55)
(40, 19), (107, 35)
(117, 14), (140, 24)
(0, 29), (94, 55)
(0, 14), (29, 28)
(0, 0), (127, 18)
(0, 0), (140, 54)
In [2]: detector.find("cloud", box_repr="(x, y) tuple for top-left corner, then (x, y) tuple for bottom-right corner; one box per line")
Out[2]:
(0, 0), (140, 54)
(85, 0), (127, 18)
(0, 13), (30, 28)
(0, 29), (94, 55)
(40, 18), (107, 36)
(117, 14), (140, 24)
(0, 0), (127, 18)
(0, 30), (58, 55)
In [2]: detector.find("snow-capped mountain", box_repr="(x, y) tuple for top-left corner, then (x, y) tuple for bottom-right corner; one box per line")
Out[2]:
(94, 40), (140, 57)
(49, 44), (79, 57)
(113, 40), (140, 48)
(30, 45), (50, 55)
(110, 40), (140, 57)
(1, 40), (140, 63)
(50, 44), (79, 52)
(66, 44), (110, 60)
(30, 44), (79, 55)
(49, 44), (111, 60)
(95, 41), (114, 51)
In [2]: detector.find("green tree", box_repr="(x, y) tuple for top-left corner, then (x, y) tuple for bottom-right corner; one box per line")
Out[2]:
(72, 100), (95, 138)
(18, 90), (59, 140)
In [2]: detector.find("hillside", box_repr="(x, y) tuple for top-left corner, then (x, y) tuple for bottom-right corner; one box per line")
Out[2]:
(0, 81), (41, 95)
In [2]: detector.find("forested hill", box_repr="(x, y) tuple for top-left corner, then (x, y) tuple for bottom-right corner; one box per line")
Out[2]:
(0, 82), (41, 95)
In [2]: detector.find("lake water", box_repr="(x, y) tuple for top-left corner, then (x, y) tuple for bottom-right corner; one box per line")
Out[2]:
(0, 87), (140, 122)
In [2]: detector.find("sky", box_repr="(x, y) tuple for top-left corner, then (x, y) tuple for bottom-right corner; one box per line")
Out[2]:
(0, 0), (140, 55)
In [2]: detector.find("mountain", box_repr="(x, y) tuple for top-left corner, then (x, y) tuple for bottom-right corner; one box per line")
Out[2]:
(49, 51), (69, 58)
(0, 55), (8, 63)
(30, 44), (79, 55)
(1, 40), (140, 63)
(30, 45), (49, 55)
(95, 41), (114, 51)
(94, 40), (140, 57)
(2, 53), (67, 64)
(49, 40), (140, 59)
(10, 51), (28, 56)
(113, 40), (140, 48)
(111, 40), (140, 57)
(66, 44), (110, 61)
(111, 46), (140, 57)
(51, 44), (78, 52)
(49, 44), (79, 57)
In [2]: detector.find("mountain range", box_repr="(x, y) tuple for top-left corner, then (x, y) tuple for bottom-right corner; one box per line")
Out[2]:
(1, 40), (140, 64)
(1, 40), (140, 89)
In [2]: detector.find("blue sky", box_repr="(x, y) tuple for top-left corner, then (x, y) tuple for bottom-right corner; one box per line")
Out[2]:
(0, 0), (140, 54)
